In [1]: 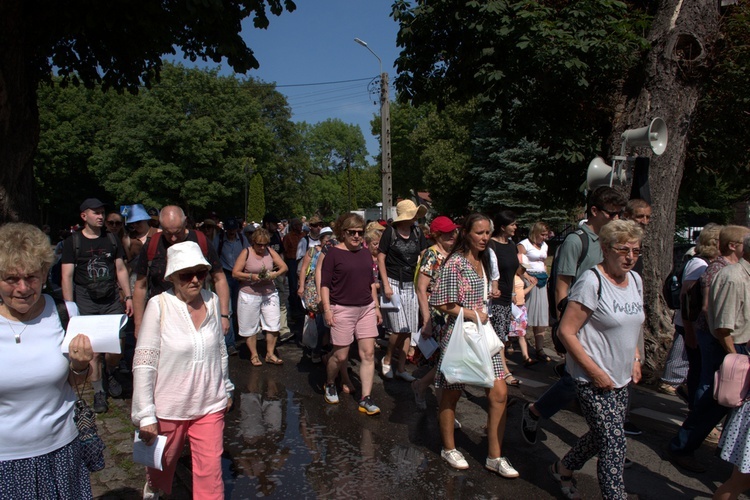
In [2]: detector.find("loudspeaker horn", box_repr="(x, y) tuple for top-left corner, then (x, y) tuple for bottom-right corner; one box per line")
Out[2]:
(587, 157), (627, 190)
(621, 117), (668, 155)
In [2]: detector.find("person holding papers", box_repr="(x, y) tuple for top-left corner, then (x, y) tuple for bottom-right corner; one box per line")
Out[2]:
(132, 241), (234, 500)
(0, 223), (94, 499)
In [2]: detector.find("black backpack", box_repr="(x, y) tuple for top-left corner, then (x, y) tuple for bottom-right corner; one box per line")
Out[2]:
(662, 255), (705, 311)
(547, 229), (589, 321)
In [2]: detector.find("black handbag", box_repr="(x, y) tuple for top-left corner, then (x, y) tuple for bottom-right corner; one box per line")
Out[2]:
(74, 380), (106, 472)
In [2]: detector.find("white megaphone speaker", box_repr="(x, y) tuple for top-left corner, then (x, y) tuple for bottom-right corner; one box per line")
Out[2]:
(587, 157), (626, 190)
(621, 117), (668, 155)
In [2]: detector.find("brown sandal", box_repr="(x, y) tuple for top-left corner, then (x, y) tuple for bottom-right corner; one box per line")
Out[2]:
(265, 355), (284, 365)
(250, 355), (263, 366)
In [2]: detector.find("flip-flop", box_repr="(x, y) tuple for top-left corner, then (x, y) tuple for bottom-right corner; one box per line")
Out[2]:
(504, 373), (522, 386)
(265, 355), (284, 365)
(250, 355), (263, 367)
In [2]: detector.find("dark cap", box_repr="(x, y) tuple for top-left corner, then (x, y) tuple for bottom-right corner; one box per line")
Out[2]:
(147, 207), (160, 220)
(225, 218), (239, 230)
(80, 198), (106, 212)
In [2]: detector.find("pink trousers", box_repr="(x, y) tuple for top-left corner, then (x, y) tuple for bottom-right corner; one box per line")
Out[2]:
(147, 411), (225, 499)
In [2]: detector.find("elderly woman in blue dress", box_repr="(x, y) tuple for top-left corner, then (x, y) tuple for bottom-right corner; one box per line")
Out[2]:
(0, 223), (94, 499)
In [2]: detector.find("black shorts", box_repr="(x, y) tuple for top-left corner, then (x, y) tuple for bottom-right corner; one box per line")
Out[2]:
(74, 284), (126, 337)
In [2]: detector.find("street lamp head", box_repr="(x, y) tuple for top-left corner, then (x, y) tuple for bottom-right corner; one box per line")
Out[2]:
(354, 38), (368, 47)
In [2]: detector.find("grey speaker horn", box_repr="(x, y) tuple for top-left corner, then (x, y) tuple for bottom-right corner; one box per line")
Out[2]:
(621, 117), (668, 155)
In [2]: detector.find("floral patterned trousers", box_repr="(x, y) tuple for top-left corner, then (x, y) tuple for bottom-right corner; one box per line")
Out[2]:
(562, 383), (628, 500)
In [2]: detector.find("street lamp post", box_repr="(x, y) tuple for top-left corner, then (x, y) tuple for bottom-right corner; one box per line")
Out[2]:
(354, 37), (392, 218)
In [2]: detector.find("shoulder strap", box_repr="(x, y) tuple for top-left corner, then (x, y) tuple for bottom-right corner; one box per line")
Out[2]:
(591, 266), (604, 301)
(106, 231), (119, 256)
(217, 231), (225, 256)
(72, 231), (81, 264)
(194, 230), (209, 257)
(147, 232), (161, 263)
(629, 270), (642, 296)
(575, 229), (588, 271)
(52, 295), (70, 331)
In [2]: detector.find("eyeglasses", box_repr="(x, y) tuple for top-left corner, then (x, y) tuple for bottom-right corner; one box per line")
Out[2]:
(106, 220), (123, 226)
(597, 206), (623, 219)
(177, 270), (208, 282)
(346, 229), (364, 237)
(611, 246), (641, 257)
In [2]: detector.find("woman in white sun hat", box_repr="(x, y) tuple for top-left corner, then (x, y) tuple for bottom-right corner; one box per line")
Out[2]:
(132, 241), (234, 500)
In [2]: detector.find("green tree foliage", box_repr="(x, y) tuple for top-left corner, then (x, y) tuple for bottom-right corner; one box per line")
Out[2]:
(35, 64), (305, 226)
(471, 124), (570, 227)
(299, 119), (379, 217)
(679, 2), (750, 225)
(0, 0), (296, 222)
(247, 173), (266, 223)
(391, 0), (650, 209)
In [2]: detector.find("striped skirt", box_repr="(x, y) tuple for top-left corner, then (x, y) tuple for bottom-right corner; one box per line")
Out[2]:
(382, 278), (420, 334)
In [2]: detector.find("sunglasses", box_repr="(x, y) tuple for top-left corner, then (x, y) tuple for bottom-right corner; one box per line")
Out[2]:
(178, 270), (208, 282)
(611, 246), (641, 257)
(346, 229), (364, 237)
(106, 220), (123, 226)
(310, 223), (323, 228)
(596, 206), (623, 219)
(253, 242), (268, 247)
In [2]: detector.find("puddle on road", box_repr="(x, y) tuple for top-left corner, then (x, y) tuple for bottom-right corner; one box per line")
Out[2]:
(219, 367), (495, 499)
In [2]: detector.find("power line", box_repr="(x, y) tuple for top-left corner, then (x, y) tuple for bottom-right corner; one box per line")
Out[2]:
(275, 76), (376, 88)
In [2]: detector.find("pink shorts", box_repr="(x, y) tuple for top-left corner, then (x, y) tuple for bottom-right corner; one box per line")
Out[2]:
(329, 302), (379, 346)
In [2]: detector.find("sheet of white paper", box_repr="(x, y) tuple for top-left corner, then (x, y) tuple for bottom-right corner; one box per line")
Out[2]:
(61, 314), (127, 354)
(417, 336), (439, 359)
(380, 293), (401, 311)
(133, 432), (167, 471)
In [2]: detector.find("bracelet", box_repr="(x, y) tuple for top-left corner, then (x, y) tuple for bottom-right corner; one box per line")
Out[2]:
(221, 314), (231, 319)
(70, 364), (90, 376)
(634, 357), (642, 363)
(124, 295), (133, 300)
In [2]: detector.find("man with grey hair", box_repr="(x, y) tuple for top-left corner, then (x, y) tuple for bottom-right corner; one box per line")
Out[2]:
(132, 205), (231, 339)
(667, 230), (750, 473)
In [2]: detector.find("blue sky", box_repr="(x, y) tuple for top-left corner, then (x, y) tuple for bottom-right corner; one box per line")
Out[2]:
(191, 1), (402, 159)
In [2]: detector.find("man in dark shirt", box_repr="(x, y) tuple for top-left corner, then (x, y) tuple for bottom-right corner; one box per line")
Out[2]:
(61, 198), (133, 413)
(132, 205), (231, 338)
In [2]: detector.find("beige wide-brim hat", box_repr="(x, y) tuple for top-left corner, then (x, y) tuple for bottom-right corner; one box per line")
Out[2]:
(165, 241), (211, 280)
(393, 200), (427, 223)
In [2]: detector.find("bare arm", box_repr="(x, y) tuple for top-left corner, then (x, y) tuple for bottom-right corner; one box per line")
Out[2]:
(715, 328), (737, 354)
(554, 275), (573, 319)
(320, 286), (334, 327)
(232, 248), (250, 281)
(61, 263), (75, 302)
(114, 258), (133, 316)
(132, 275), (148, 338)
(416, 273), (432, 337)
(435, 302), (488, 324)
(297, 250), (313, 295)
(377, 251), (392, 299)
(211, 270), (231, 334)
(268, 248), (288, 277)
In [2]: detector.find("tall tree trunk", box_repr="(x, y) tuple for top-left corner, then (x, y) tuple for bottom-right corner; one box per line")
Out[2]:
(612, 0), (720, 380)
(0, 0), (40, 224)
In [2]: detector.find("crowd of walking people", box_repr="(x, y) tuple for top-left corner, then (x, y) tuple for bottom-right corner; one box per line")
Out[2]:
(2, 189), (750, 500)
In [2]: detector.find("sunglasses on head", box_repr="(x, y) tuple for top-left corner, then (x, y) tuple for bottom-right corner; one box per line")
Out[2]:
(177, 270), (208, 282)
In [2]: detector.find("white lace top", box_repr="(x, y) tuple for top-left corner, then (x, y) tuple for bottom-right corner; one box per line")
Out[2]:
(131, 289), (234, 427)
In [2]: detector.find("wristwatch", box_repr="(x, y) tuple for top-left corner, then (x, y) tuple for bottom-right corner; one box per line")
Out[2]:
(221, 313), (231, 319)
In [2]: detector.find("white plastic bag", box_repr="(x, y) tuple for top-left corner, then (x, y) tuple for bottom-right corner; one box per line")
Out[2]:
(441, 308), (496, 388)
(481, 319), (504, 356)
(302, 314), (318, 349)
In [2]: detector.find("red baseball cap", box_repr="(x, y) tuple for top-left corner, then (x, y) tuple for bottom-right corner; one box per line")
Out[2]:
(430, 216), (459, 234)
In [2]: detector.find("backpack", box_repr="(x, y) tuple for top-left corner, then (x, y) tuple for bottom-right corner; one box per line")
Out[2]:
(146, 229), (209, 265)
(714, 353), (750, 407)
(663, 254), (707, 311)
(547, 229), (589, 321)
(72, 231), (120, 300)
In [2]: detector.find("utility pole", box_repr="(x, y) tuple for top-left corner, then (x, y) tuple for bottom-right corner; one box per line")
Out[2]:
(380, 73), (392, 218)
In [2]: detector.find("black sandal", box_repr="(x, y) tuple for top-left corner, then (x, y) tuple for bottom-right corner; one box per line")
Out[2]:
(549, 461), (581, 499)
(536, 349), (552, 362)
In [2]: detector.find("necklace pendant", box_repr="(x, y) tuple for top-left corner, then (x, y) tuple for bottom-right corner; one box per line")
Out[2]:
(15, 334), (20, 344)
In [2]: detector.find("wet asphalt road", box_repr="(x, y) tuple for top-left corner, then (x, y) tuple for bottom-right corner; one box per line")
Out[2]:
(218, 335), (736, 500)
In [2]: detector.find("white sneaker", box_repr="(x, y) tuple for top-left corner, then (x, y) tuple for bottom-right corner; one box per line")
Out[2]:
(441, 448), (469, 470)
(396, 370), (416, 382)
(381, 363), (394, 379)
(486, 456), (519, 478)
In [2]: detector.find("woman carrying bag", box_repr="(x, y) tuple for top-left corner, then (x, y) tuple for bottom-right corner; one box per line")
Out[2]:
(429, 213), (518, 478)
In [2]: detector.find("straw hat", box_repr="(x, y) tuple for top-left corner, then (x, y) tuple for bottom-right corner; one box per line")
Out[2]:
(393, 200), (427, 223)
(165, 241), (211, 280)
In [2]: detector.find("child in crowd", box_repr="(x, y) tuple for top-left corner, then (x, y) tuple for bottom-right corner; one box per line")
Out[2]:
(510, 255), (537, 367)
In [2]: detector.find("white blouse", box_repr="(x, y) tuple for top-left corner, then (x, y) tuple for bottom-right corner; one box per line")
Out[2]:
(519, 238), (548, 274)
(132, 289), (234, 427)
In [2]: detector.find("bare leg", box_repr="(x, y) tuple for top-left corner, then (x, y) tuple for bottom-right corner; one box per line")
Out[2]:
(518, 335), (531, 361)
(486, 377), (509, 458)
(383, 332), (398, 366)
(397, 332), (411, 372)
(439, 389), (462, 450)
(414, 366), (437, 396)
(358, 338), (376, 397)
(326, 345), (350, 385)
(714, 466), (750, 500)
(266, 332), (281, 361)
(245, 335), (260, 362)
(533, 326), (546, 351)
